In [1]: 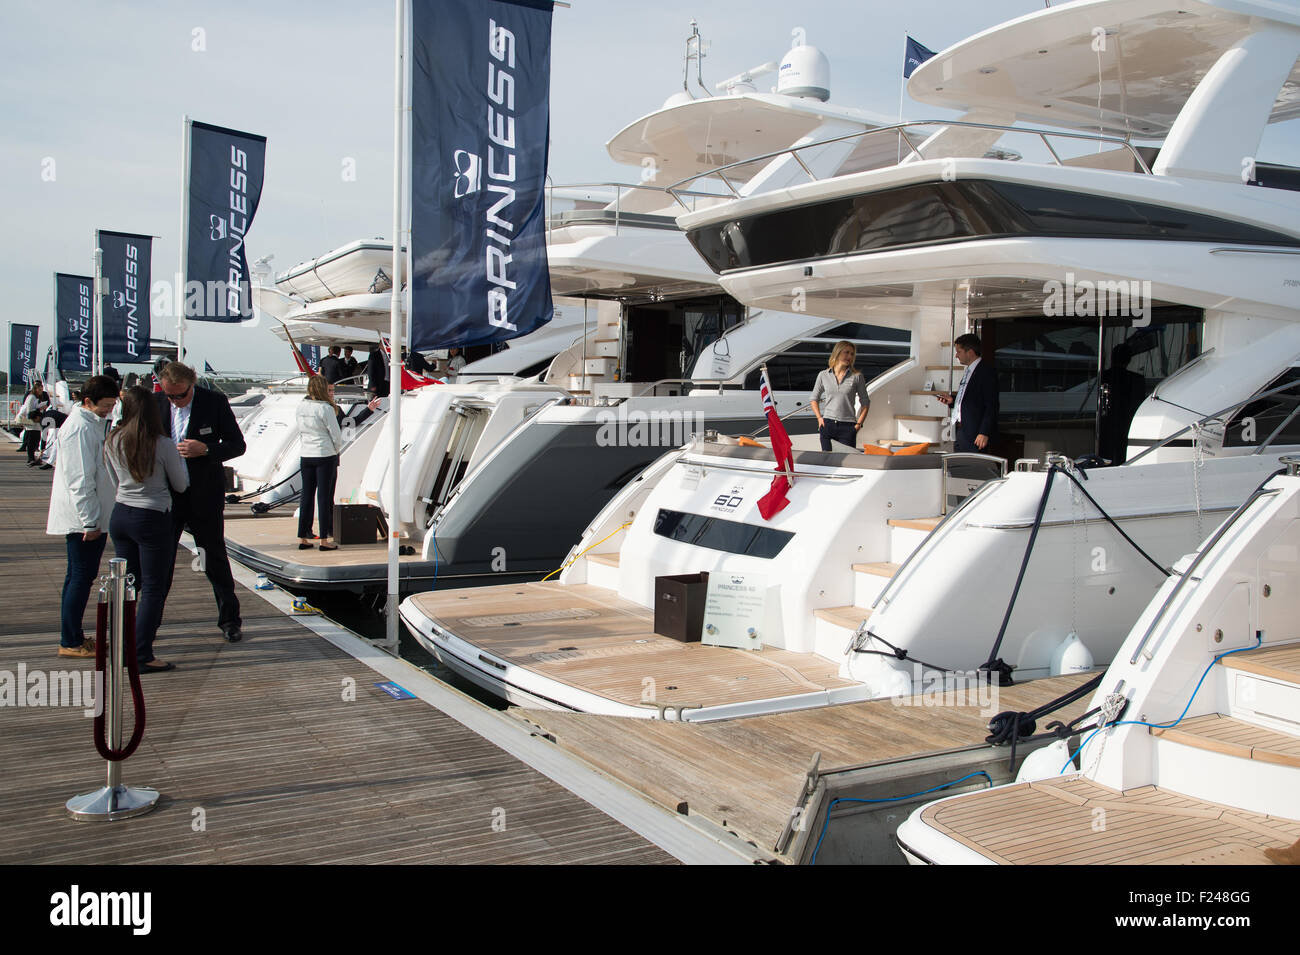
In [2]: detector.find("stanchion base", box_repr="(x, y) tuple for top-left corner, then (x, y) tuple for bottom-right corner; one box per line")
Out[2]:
(65, 784), (160, 822)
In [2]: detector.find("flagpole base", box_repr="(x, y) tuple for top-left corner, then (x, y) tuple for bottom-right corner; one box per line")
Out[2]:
(66, 784), (160, 822)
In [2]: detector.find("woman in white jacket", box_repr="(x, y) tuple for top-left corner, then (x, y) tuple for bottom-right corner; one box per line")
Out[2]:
(19, 380), (51, 467)
(46, 375), (120, 657)
(296, 375), (344, 550)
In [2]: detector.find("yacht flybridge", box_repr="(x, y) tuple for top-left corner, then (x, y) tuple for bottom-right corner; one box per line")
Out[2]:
(226, 27), (914, 594)
(400, 0), (1300, 720)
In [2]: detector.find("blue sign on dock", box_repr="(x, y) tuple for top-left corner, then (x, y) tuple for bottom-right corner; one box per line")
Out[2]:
(374, 681), (416, 701)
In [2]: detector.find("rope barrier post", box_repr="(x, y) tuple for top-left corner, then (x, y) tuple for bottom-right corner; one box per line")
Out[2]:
(66, 559), (159, 821)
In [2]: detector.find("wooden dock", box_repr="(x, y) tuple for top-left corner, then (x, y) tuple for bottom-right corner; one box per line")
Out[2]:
(509, 673), (1095, 852)
(0, 450), (677, 865)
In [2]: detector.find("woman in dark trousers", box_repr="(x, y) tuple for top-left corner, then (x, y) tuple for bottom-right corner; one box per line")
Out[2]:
(18, 380), (51, 465)
(104, 386), (190, 673)
(295, 374), (343, 550)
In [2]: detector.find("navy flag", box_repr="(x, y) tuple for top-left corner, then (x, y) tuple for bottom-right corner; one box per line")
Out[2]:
(904, 36), (937, 79)
(409, 0), (554, 350)
(9, 324), (38, 388)
(97, 231), (152, 364)
(300, 344), (321, 372)
(186, 120), (267, 322)
(55, 273), (94, 373)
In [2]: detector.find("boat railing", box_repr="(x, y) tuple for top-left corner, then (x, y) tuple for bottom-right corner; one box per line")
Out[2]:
(633, 377), (731, 397)
(665, 119), (1154, 208)
(545, 179), (735, 239)
(940, 452), (1008, 516)
(1127, 378), (1300, 465)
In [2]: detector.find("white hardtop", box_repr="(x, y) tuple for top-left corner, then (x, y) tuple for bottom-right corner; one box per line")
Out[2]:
(607, 92), (898, 181)
(910, 0), (1300, 137)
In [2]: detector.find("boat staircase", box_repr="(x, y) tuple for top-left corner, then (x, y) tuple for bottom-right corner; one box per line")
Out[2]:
(1149, 643), (1300, 820)
(812, 344), (966, 658)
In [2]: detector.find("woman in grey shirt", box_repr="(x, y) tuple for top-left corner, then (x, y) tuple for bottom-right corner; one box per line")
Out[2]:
(105, 386), (190, 672)
(810, 340), (870, 451)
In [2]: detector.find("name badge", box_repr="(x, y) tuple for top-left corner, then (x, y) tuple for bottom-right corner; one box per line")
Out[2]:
(199, 426), (213, 435)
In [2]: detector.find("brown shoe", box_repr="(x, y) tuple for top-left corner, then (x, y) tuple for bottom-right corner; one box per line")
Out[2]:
(58, 642), (94, 658)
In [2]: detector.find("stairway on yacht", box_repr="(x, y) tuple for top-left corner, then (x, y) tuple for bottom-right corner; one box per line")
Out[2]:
(911, 643), (1300, 864)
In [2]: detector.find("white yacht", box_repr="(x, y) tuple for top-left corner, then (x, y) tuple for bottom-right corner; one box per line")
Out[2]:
(400, 0), (1300, 719)
(227, 27), (914, 594)
(897, 458), (1300, 864)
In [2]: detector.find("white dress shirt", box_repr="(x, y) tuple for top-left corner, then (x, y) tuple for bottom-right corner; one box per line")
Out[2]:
(953, 356), (980, 427)
(171, 401), (191, 444)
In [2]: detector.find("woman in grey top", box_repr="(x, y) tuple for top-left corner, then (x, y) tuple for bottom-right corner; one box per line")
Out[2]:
(105, 386), (190, 672)
(810, 341), (870, 451)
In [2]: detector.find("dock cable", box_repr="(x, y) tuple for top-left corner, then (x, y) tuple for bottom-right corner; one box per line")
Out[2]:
(226, 467), (303, 505)
(849, 628), (955, 674)
(982, 464), (1170, 686)
(92, 599), (147, 762)
(1060, 631), (1264, 775)
(808, 772), (993, 865)
(541, 520), (633, 582)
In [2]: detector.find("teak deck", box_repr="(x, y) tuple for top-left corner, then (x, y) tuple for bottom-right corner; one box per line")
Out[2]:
(409, 582), (858, 710)
(919, 776), (1300, 864)
(224, 514), (419, 569)
(510, 673), (1097, 849)
(0, 453), (672, 865)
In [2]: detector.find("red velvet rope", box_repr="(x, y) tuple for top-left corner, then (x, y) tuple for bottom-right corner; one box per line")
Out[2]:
(92, 596), (147, 762)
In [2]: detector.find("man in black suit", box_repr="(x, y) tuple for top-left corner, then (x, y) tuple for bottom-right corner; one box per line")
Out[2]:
(937, 333), (998, 453)
(319, 346), (345, 384)
(366, 345), (389, 399)
(341, 346), (359, 380)
(156, 362), (247, 642)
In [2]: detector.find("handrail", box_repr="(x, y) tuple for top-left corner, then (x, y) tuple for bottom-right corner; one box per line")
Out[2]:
(940, 452), (1009, 516)
(676, 457), (863, 482)
(665, 119), (1153, 208)
(872, 475), (1007, 611)
(1126, 378), (1300, 465)
(1128, 477), (1285, 665)
(632, 377), (731, 397)
(545, 180), (734, 239)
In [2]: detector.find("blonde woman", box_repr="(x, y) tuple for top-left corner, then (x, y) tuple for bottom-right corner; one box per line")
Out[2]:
(296, 374), (344, 550)
(810, 341), (870, 451)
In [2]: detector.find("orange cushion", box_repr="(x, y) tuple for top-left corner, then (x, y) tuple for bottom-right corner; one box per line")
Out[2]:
(737, 436), (763, 448)
(893, 442), (931, 456)
(860, 443), (893, 456)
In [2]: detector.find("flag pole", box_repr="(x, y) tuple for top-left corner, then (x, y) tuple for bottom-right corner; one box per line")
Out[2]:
(898, 34), (907, 164)
(177, 115), (191, 362)
(6, 322), (12, 423)
(384, 0), (405, 652)
(93, 239), (103, 376)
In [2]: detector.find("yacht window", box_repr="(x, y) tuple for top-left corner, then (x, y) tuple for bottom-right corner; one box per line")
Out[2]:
(1224, 367), (1300, 448)
(745, 334), (909, 392)
(688, 180), (1300, 274)
(653, 508), (794, 559)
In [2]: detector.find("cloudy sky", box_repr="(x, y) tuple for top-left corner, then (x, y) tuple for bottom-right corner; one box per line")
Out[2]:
(3, 0), (1298, 375)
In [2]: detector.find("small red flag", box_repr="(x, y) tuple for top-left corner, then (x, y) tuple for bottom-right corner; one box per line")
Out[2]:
(756, 368), (795, 520)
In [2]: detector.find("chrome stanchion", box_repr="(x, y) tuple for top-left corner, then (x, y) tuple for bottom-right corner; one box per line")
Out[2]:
(66, 558), (159, 821)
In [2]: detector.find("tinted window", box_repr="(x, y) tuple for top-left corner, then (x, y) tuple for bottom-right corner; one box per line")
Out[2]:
(653, 508), (794, 559)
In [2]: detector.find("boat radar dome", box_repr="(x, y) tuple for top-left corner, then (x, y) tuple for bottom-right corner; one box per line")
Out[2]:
(662, 90), (695, 109)
(777, 39), (829, 101)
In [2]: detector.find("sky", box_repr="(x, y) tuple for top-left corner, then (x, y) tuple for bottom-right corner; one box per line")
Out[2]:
(3, 0), (1299, 375)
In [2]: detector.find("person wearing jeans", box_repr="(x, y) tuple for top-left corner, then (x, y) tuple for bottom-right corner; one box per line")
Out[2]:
(105, 387), (190, 672)
(46, 376), (121, 657)
(296, 374), (344, 551)
(810, 340), (871, 452)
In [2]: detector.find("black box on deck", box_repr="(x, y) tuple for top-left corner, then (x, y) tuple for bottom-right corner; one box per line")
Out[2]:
(223, 466), (236, 492)
(654, 573), (710, 643)
(333, 504), (382, 545)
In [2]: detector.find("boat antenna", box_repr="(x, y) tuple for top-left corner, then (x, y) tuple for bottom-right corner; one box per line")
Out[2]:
(683, 19), (711, 99)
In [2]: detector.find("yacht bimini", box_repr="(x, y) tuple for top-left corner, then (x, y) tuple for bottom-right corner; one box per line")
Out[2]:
(400, 0), (1300, 720)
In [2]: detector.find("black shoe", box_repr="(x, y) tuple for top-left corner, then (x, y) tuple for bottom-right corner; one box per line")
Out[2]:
(39, 463), (52, 470)
(223, 626), (243, 643)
